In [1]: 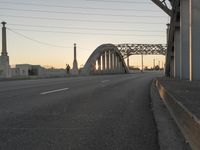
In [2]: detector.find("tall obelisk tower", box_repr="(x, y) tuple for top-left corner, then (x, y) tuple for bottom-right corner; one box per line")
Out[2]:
(71, 43), (79, 75)
(0, 22), (11, 78)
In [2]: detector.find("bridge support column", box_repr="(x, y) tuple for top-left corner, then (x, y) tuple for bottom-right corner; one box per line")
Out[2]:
(102, 52), (105, 72)
(113, 53), (116, 72)
(116, 56), (119, 73)
(118, 59), (122, 73)
(189, 0), (200, 81)
(174, 28), (181, 79)
(170, 54), (175, 78)
(119, 61), (123, 73)
(98, 56), (101, 73)
(110, 52), (113, 72)
(180, 0), (190, 80)
(127, 51), (129, 69)
(106, 51), (110, 72)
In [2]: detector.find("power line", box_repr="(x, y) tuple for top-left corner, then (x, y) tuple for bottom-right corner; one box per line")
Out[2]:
(7, 28), (95, 52)
(7, 28), (71, 48)
(0, 1), (159, 12)
(8, 23), (165, 33)
(1, 15), (166, 25)
(8, 28), (165, 37)
(0, 7), (165, 18)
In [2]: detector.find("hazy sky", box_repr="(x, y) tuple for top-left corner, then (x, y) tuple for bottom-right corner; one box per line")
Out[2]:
(0, 0), (169, 68)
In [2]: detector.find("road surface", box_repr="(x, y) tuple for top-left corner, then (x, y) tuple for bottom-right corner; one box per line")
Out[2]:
(0, 73), (161, 150)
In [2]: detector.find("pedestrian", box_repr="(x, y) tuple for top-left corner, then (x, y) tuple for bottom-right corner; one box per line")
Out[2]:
(66, 64), (71, 76)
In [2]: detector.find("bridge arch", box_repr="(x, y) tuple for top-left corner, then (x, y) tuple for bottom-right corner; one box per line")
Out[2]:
(82, 44), (129, 75)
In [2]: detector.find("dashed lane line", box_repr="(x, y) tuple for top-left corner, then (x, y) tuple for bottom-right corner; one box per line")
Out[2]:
(40, 88), (69, 95)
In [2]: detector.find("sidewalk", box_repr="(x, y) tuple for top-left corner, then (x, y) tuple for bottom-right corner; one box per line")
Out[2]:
(156, 77), (200, 150)
(158, 77), (200, 119)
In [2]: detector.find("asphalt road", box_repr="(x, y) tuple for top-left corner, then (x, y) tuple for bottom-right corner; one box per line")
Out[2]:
(0, 73), (162, 150)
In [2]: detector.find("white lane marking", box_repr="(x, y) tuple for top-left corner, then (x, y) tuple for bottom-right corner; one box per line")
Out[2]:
(40, 88), (69, 95)
(101, 80), (110, 83)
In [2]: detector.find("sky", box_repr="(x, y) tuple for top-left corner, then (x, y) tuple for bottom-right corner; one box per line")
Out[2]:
(0, 0), (170, 69)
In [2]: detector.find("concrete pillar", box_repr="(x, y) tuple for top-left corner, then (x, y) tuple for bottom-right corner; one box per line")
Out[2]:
(98, 56), (101, 71)
(115, 56), (118, 72)
(0, 22), (11, 78)
(180, 0), (190, 80)
(113, 53), (116, 70)
(106, 51), (110, 71)
(72, 43), (79, 75)
(1, 22), (7, 56)
(116, 56), (120, 72)
(102, 52), (105, 71)
(118, 58), (122, 72)
(127, 51), (129, 68)
(189, 0), (200, 81)
(119, 61), (122, 73)
(170, 55), (175, 77)
(174, 28), (181, 78)
(166, 24), (170, 44)
(110, 52), (113, 71)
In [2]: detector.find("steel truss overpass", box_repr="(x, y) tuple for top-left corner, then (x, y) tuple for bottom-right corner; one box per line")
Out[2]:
(116, 44), (166, 58)
(152, 0), (200, 81)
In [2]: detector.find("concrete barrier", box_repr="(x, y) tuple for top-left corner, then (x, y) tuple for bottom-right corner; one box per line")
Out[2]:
(156, 80), (200, 150)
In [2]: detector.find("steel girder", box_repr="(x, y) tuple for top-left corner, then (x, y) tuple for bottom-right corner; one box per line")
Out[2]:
(151, 0), (173, 16)
(165, 0), (180, 76)
(116, 44), (167, 58)
(152, 0), (180, 76)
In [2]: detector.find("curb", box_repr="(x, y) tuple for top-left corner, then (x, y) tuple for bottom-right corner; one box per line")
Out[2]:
(156, 80), (200, 150)
(150, 80), (191, 150)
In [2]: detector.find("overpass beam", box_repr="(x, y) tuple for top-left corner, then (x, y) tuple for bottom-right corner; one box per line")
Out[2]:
(189, 0), (200, 81)
(174, 28), (181, 78)
(180, 0), (190, 80)
(151, 0), (172, 16)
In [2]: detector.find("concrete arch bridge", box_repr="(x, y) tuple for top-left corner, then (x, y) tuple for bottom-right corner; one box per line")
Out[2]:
(82, 43), (166, 75)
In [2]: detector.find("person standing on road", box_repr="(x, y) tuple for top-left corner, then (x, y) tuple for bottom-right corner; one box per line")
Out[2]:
(66, 64), (71, 76)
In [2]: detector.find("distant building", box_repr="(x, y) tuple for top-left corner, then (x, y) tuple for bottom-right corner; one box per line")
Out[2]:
(11, 64), (66, 78)
(11, 64), (45, 77)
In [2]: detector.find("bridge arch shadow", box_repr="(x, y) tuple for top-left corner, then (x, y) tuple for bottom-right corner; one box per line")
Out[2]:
(82, 44), (129, 75)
